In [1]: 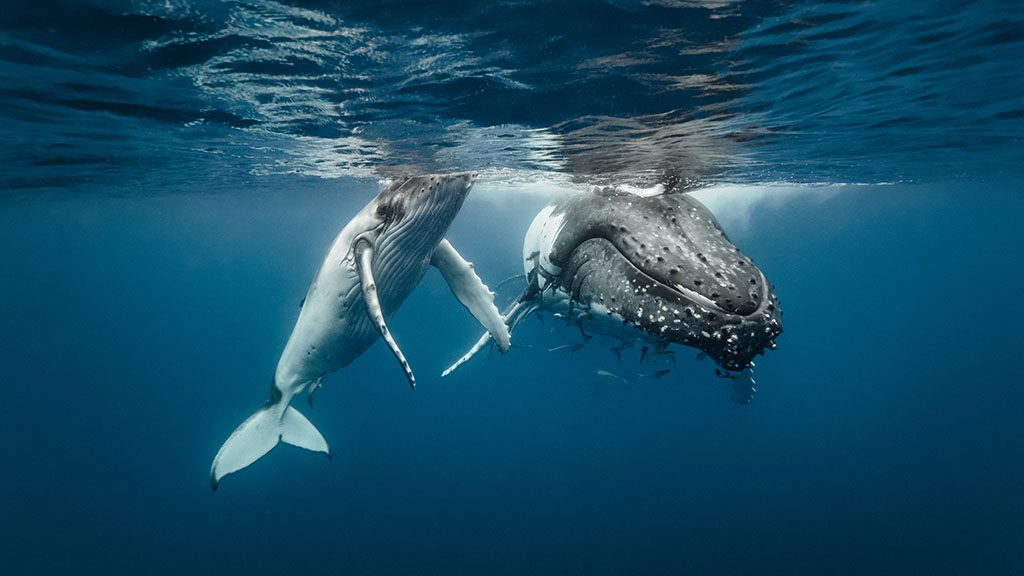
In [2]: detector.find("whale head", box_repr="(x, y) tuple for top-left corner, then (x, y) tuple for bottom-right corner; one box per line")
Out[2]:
(532, 188), (782, 372)
(367, 172), (477, 254)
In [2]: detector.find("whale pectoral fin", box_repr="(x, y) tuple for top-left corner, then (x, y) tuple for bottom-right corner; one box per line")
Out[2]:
(431, 239), (511, 353)
(441, 298), (537, 377)
(355, 240), (417, 390)
(441, 331), (494, 378)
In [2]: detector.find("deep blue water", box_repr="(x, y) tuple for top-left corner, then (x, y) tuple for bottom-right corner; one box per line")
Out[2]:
(2, 1), (1023, 575)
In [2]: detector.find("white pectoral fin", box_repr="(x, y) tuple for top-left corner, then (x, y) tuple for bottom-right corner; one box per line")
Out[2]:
(431, 239), (512, 353)
(355, 240), (417, 390)
(441, 331), (493, 378)
(442, 299), (537, 378)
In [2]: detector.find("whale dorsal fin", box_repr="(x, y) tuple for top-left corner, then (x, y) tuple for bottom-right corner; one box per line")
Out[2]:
(354, 239), (417, 390)
(430, 239), (511, 353)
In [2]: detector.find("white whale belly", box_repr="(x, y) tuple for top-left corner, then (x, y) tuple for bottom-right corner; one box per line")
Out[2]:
(274, 247), (431, 394)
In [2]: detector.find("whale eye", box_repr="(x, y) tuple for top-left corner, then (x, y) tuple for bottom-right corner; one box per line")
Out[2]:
(376, 203), (390, 218)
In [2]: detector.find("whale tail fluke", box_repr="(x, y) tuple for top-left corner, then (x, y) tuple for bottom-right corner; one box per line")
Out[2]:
(210, 403), (329, 490)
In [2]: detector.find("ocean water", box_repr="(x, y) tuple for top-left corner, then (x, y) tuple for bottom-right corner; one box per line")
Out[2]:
(1, 1), (1022, 575)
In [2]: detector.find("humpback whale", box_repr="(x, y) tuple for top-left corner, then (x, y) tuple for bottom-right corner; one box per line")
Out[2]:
(211, 173), (510, 489)
(444, 187), (782, 402)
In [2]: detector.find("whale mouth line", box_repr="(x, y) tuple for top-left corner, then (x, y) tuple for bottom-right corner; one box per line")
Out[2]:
(582, 234), (771, 319)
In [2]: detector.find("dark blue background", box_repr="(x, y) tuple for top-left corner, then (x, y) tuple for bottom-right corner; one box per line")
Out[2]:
(2, 180), (1021, 575)
(2, 0), (1023, 573)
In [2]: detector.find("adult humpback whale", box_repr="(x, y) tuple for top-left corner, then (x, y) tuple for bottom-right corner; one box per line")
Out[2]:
(444, 187), (782, 402)
(211, 173), (511, 489)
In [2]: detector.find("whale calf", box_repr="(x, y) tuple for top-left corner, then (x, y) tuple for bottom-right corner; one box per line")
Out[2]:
(211, 173), (510, 489)
(444, 187), (782, 402)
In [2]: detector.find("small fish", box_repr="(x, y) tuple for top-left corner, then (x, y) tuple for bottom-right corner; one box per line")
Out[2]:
(547, 342), (585, 353)
(596, 370), (628, 384)
(647, 369), (672, 379)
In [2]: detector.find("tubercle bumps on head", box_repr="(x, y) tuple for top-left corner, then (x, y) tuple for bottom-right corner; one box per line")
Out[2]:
(538, 187), (783, 374)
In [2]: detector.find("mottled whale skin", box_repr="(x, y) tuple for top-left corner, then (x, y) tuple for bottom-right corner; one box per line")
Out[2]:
(445, 187), (782, 400)
(211, 173), (510, 489)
